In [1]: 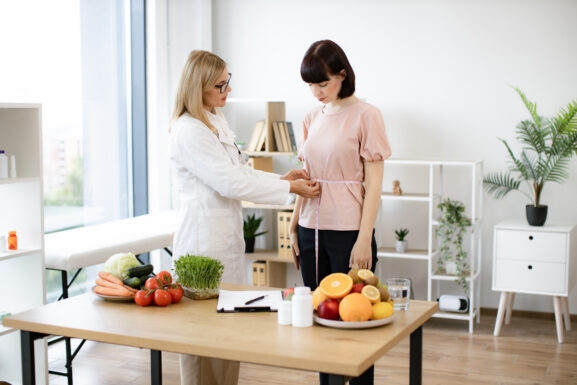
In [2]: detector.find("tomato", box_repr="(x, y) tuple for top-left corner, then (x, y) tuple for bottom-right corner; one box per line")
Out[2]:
(168, 284), (184, 303)
(156, 271), (172, 285)
(153, 289), (172, 307)
(145, 277), (161, 291)
(134, 290), (153, 307)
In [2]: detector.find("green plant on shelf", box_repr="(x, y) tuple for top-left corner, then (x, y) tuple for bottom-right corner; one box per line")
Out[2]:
(436, 198), (471, 293)
(394, 228), (409, 241)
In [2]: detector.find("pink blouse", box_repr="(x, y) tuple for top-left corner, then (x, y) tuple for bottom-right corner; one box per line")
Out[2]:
(298, 100), (391, 230)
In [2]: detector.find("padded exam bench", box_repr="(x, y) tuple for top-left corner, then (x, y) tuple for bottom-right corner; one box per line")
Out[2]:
(44, 210), (179, 383)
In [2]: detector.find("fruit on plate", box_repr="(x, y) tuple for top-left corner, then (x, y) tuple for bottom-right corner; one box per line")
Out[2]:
(378, 286), (390, 301)
(361, 285), (381, 304)
(372, 301), (394, 320)
(351, 282), (365, 293)
(312, 287), (328, 310)
(319, 273), (353, 299)
(347, 269), (362, 284)
(357, 269), (374, 282)
(317, 299), (340, 320)
(363, 275), (379, 287)
(339, 293), (373, 322)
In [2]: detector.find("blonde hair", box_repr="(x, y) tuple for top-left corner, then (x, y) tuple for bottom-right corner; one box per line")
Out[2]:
(170, 50), (227, 134)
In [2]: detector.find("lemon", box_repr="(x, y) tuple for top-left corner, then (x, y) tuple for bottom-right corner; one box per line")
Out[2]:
(357, 269), (374, 282)
(361, 285), (381, 304)
(372, 301), (394, 320)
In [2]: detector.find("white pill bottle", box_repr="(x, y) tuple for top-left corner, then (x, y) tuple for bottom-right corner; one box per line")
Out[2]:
(291, 286), (313, 327)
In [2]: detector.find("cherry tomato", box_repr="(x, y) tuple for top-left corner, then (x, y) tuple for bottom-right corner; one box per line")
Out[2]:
(153, 289), (172, 307)
(134, 290), (153, 307)
(156, 271), (173, 285)
(168, 284), (184, 303)
(145, 277), (161, 291)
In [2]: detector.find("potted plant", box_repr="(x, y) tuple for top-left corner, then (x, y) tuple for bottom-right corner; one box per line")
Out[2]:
(483, 87), (577, 226)
(436, 199), (471, 292)
(394, 228), (409, 253)
(243, 213), (267, 253)
(174, 254), (224, 300)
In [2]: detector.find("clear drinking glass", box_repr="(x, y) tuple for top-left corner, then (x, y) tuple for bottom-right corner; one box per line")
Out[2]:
(386, 278), (411, 311)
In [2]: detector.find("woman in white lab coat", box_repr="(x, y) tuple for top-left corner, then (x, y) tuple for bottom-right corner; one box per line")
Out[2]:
(169, 50), (319, 385)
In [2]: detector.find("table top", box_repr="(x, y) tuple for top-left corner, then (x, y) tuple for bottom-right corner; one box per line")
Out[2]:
(3, 284), (437, 377)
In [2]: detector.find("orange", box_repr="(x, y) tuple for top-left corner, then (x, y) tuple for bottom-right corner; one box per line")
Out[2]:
(357, 269), (374, 282)
(319, 273), (353, 299)
(372, 301), (394, 320)
(312, 287), (328, 310)
(361, 285), (381, 304)
(338, 293), (373, 322)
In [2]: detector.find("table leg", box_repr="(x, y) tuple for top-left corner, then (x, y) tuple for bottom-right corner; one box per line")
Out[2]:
(21, 331), (46, 385)
(553, 296), (565, 343)
(505, 292), (515, 325)
(151, 350), (162, 385)
(561, 297), (571, 331)
(493, 292), (509, 336)
(410, 326), (422, 385)
(327, 374), (346, 385)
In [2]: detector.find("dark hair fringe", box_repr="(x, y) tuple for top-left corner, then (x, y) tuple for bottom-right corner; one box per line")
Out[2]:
(300, 40), (355, 98)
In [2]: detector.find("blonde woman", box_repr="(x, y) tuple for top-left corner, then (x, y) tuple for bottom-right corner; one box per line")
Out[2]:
(169, 50), (319, 385)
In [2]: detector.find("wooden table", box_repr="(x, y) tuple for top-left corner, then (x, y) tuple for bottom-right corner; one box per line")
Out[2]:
(4, 284), (437, 385)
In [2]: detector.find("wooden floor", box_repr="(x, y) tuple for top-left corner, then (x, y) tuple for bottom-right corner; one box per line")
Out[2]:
(47, 313), (577, 385)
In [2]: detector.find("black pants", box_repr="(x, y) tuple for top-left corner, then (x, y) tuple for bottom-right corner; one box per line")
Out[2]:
(297, 225), (378, 385)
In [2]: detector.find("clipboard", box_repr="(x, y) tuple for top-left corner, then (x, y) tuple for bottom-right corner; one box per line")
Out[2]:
(216, 289), (283, 312)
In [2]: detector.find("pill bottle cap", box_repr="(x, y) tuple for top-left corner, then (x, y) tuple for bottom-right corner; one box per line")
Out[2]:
(294, 286), (311, 295)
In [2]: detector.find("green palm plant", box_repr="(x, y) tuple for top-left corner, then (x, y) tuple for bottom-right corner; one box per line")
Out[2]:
(483, 88), (577, 207)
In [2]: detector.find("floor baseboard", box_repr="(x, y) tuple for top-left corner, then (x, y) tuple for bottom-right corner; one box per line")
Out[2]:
(480, 307), (577, 321)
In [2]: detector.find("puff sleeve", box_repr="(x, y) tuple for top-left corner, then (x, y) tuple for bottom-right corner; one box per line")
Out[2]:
(359, 106), (392, 162)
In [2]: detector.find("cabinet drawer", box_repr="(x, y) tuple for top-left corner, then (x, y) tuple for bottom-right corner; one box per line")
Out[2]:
(494, 260), (566, 294)
(495, 229), (567, 263)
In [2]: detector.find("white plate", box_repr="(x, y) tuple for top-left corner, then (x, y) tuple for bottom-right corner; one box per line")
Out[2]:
(92, 286), (135, 302)
(313, 314), (395, 329)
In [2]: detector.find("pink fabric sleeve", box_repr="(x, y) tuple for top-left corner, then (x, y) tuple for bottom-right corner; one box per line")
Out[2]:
(359, 106), (392, 162)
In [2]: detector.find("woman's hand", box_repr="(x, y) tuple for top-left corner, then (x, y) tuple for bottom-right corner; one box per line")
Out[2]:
(290, 231), (300, 270)
(289, 179), (319, 198)
(349, 238), (372, 270)
(281, 169), (310, 181)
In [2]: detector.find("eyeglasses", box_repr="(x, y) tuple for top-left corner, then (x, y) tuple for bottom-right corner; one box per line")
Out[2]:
(215, 73), (231, 94)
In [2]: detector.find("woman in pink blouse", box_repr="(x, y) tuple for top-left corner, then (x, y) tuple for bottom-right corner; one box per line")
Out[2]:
(289, 40), (391, 385)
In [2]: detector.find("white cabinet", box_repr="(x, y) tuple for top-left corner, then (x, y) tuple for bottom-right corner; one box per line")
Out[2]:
(492, 221), (576, 342)
(377, 159), (483, 333)
(0, 104), (47, 384)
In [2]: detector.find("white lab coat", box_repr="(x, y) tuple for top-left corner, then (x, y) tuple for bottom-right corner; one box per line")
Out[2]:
(169, 111), (289, 285)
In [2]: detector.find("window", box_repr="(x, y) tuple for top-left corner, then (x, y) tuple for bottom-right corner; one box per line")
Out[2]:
(0, 0), (138, 302)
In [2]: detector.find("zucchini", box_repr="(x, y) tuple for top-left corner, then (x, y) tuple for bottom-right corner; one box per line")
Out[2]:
(123, 277), (141, 289)
(127, 263), (154, 278)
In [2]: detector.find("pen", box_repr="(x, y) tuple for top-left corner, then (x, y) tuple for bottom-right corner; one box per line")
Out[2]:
(244, 295), (266, 305)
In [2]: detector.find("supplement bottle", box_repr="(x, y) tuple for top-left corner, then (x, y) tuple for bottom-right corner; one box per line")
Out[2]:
(291, 286), (313, 327)
(8, 231), (17, 250)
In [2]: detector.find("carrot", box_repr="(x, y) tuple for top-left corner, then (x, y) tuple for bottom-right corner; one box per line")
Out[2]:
(94, 285), (134, 297)
(98, 271), (123, 285)
(95, 278), (138, 294)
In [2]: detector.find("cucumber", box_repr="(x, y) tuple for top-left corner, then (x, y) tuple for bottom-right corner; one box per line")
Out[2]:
(123, 277), (141, 289)
(127, 263), (154, 278)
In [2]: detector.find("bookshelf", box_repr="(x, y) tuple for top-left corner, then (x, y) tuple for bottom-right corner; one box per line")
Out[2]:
(377, 159), (483, 333)
(0, 103), (47, 384)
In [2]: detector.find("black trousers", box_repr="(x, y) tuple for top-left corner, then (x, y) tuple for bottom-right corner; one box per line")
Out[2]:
(297, 225), (378, 385)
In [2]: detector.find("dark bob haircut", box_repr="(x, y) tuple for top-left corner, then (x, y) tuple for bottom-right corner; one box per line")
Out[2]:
(300, 40), (355, 99)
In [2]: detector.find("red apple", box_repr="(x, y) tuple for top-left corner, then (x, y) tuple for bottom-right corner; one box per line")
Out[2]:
(351, 283), (365, 294)
(317, 299), (340, 320)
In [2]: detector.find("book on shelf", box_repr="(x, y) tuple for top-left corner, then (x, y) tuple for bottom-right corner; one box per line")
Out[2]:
(285, 121), (297, 153)
(278, 121), (291, 152)
(277, 211), (293, 259)
(272, 121), (284, 152)
(247, 120), (264, 152)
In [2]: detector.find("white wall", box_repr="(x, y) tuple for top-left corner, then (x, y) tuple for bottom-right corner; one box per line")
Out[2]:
(155, 0), (577, 313)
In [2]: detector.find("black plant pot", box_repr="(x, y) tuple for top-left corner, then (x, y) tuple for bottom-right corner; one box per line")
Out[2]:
(526, 204), (548, 226)
(244, 237), (255, 253)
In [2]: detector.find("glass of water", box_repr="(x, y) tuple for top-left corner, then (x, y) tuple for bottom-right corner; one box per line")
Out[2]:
(386, 278), (410, 311)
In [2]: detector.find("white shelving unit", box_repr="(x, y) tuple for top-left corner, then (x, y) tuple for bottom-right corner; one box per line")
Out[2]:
(377, 159), (483, 333)
(0, 103), (47, 384)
